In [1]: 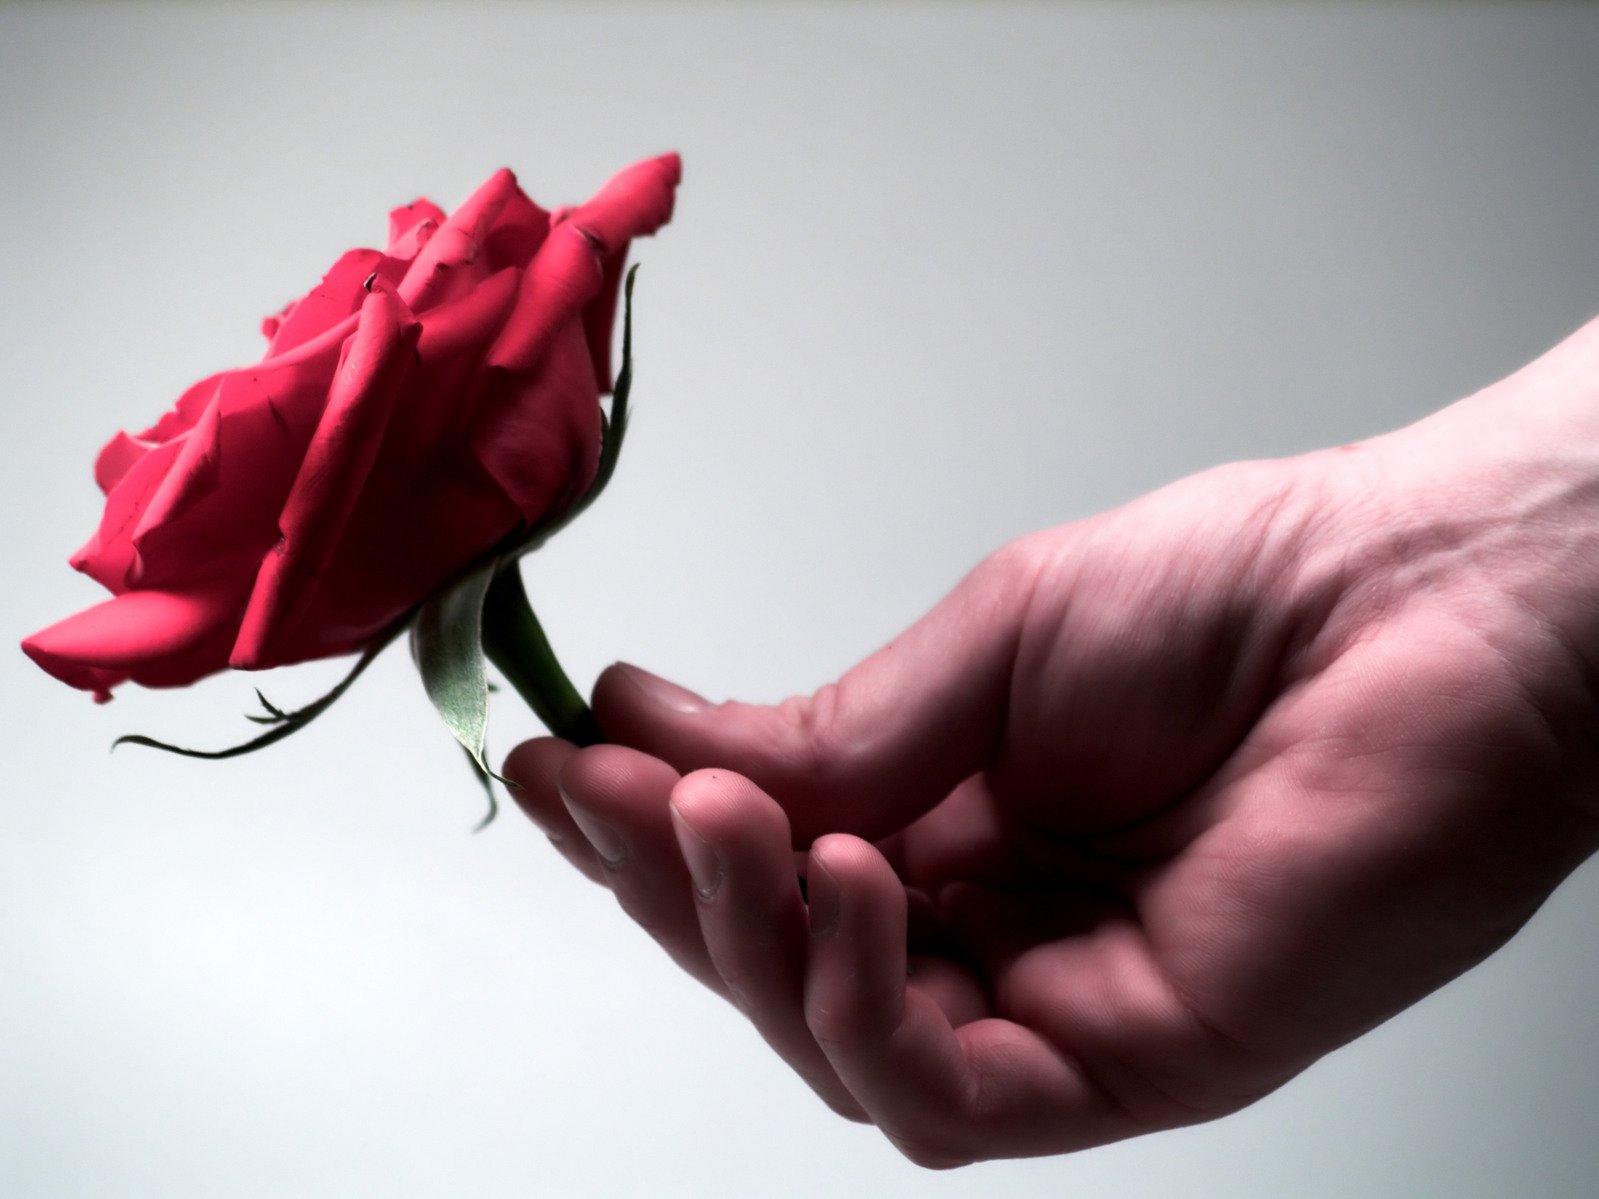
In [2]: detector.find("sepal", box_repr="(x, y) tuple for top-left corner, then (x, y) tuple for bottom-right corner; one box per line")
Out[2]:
(410, 555), (509, 828)
(111, 625), (403, 759)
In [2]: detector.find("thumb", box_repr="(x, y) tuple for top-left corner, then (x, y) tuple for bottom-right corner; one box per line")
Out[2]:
(591, 544), (1039, 843)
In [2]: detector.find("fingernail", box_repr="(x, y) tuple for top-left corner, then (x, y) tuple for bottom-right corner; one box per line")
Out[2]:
(614, 662), (708, 714)
(669, 802), (723, 901)
(807, 857), (841, 939)
(560, 784), (627, 865)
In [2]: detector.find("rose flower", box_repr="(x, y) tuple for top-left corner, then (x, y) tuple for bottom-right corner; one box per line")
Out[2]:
(24, 155), (681, 703)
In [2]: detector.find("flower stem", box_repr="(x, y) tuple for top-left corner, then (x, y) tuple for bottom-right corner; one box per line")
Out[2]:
(481, 563), (602, 747)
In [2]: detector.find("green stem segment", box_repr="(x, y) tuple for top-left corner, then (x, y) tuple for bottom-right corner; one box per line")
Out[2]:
(481, 563), (602, 747)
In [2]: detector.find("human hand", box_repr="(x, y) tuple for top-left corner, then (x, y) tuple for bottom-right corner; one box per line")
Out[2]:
(504, 320), (1599, 1166)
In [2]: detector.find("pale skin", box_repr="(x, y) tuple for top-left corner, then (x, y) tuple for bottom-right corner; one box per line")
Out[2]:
(504, 318), (1599, 1168)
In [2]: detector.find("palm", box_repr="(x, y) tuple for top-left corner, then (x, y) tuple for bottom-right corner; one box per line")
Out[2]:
(509, 438), (1599, 1163)
(869, 462), (1329, 1125)
(886, 458), (1598, 1128)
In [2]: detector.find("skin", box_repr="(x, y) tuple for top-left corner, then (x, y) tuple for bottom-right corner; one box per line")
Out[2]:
(503, 317), (1599, 1167)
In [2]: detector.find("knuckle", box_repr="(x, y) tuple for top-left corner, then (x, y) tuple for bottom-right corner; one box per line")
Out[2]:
(978, 534), (1043, 583)
(715, 960), (767, 1013)
(805, 997), (899, 1050)
(781, 681), (852, 780)
(804, 1000), (852, 1048)
(976, 533), (1051, 601)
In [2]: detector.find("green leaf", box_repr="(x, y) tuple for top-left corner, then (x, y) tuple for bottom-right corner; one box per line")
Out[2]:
(411, 555), (507, 802)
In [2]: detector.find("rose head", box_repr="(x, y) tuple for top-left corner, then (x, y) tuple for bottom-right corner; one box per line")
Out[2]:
(24, 155), (681, 702)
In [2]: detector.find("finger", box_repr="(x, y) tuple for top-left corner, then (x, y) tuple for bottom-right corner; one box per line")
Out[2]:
(591, 543), (1040, 843)
(938, 880), (1135, 985)
(905, 956), (989, 1030)
(669, 770), (869, 1121)
(904, 889), (992, 1027)
(805, 836), (1134, 1166)
(890, 774), (1010, 888)
(501, 737), (606, 884)
(555, 745), (725, 994)
(938, 881), (1237, 1134)
(895, 775), (1139, 893)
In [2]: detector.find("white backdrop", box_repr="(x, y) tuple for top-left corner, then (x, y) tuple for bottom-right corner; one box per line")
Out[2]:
(4, 4), (1598, 1196)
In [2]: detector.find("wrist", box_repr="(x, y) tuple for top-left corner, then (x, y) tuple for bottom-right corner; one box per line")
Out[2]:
(1378, 316), (1599, 640)
(1302, 317), (1599, 825)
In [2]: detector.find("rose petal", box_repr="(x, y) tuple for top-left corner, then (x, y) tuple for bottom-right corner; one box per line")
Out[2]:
(128, 332), (351, 592)
(21, 583), (242, 700)
(131, 384), (224, 553)
(278, 463), (524, 656)
(398, 168), (523, 314)
(262, 307), (362, 370)
(472, 319), (602, 526)
(386, 217), (437, 263)
(572, 153), (681, 392)
(388, 198), (446, 254)
(488, 152), (681, 379)
(358, 265), (521, 479)
(264, 247), (385, 359)
(556, 152), (681, 265)
(261, 301), (294, 343)
(262, 268), (524, 648)
(481, 185), (549, 271)
(94, 431), (157, 496)
(582, 240), (630, 394)
(231, 284), (421, 669)
(134, 369), (229, 447)
(34, 158), (682, 702)
(72, 437), (185, 592)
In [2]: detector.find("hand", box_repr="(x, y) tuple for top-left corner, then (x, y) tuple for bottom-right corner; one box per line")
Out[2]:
(504, 320), (1599, 1167)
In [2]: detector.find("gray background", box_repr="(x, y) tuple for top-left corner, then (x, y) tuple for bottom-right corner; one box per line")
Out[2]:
(4, 3), (1598, 1196)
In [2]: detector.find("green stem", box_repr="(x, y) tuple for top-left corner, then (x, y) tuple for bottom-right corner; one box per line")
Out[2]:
(481, 563), (602, 747)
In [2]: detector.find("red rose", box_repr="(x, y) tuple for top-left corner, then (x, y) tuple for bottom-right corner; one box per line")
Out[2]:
(24, 154), (681, 702)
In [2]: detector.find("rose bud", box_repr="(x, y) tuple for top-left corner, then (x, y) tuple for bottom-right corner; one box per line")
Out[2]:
(23, 155), (681, 704)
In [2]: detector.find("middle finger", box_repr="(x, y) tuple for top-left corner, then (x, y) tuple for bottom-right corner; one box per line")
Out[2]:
(670, 768), (869, 1122)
